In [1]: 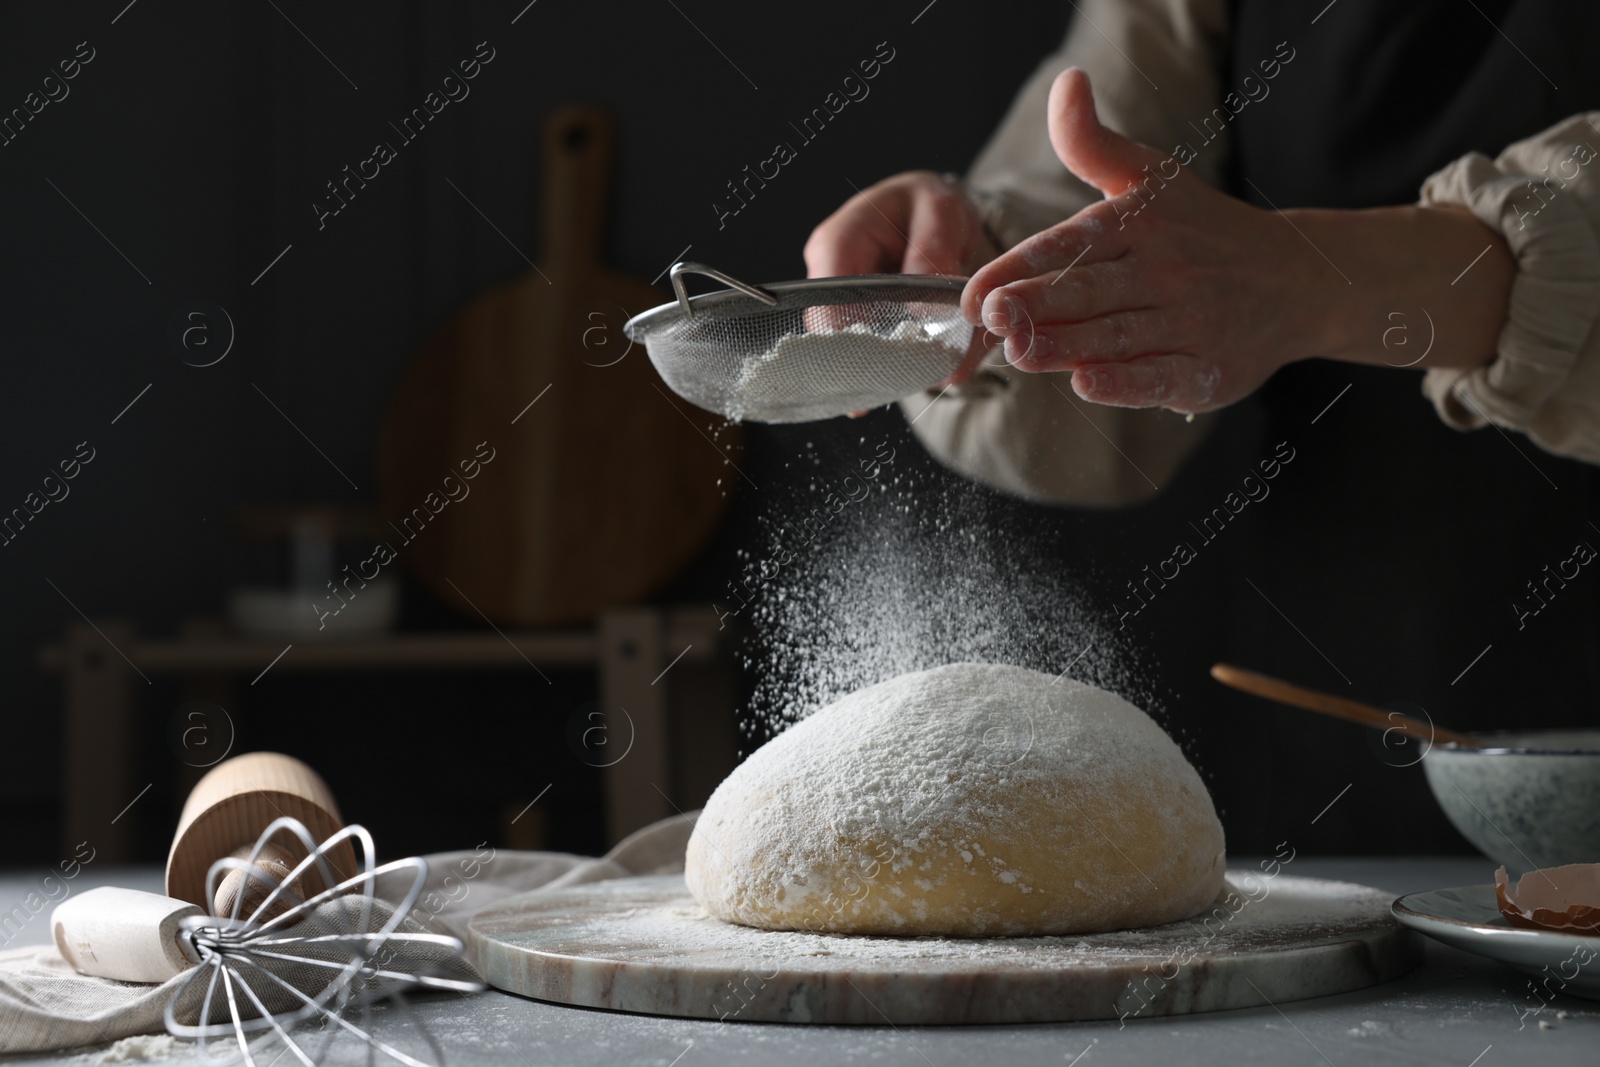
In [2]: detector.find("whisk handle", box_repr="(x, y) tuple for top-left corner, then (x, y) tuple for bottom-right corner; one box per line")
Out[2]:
(52, 886), (202, 983)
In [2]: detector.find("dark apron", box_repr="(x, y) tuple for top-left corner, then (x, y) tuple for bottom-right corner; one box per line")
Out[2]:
(1100, 1), (1600, 854)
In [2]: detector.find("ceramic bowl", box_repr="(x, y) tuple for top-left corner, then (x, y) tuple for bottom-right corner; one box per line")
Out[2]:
(1422, 729), (1600, 872)
(228, 575), (401, 638)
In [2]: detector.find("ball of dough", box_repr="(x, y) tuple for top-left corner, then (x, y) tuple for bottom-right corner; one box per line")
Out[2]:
(686, 663), (1225, 936)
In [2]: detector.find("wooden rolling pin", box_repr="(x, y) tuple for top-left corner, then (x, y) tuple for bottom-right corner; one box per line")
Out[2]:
(52, 886), (203, 983)
(167, 752), (355, 916)
(52, 752), (354, 983)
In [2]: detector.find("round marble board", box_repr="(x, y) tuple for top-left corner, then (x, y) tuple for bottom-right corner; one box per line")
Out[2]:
(468, 872), (1421, 1025)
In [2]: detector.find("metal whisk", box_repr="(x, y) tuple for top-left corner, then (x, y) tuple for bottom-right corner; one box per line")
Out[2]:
(163, 816), (483, 1066)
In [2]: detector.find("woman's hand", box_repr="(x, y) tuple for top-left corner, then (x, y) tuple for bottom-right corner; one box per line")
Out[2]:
(804, 170), (997, 278)
(966, 68), (1515, 414)
(804, 171), (1000, 387)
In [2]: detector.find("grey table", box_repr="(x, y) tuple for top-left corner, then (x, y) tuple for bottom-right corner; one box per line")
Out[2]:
(1, 858), (1593, 1066)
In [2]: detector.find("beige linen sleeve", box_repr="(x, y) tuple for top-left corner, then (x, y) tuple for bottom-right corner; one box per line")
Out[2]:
(1418, 115), (1600, 464)
(901, 0), (1231, 507)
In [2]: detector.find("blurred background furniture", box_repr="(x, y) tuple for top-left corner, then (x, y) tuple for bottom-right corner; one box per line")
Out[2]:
(38, 605), (732, 863)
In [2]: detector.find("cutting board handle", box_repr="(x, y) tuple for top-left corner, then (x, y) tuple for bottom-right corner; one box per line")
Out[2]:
(541, 106), (612, 278)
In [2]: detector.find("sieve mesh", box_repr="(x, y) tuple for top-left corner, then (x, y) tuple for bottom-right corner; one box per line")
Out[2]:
(625, 264), (971, 423)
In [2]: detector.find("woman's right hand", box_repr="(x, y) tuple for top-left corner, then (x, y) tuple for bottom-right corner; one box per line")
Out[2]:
(803, 170), (997, 278)
(803, 171), (998, 386)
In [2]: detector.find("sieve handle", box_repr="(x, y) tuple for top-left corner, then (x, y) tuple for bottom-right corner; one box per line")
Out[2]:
(669, 262), (778, 320)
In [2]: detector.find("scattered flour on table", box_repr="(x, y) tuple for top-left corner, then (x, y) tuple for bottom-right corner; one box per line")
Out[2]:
(526, 874), (1398, 967)
(89, 1035), (178, 1063)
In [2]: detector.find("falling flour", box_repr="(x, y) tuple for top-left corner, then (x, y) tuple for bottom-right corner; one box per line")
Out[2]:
(726, 320), (964, 423)
(736, 445), (1160, 743)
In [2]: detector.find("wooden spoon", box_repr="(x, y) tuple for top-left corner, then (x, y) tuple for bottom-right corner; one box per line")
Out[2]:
(1210, 663), (1483, 748)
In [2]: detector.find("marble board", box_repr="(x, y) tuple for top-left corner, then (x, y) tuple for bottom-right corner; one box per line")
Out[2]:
(468, 872), (1421, 1025)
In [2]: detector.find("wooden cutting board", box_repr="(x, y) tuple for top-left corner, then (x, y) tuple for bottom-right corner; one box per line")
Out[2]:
(467, 873), (1421, 1024)
(379, 107), (737, 626)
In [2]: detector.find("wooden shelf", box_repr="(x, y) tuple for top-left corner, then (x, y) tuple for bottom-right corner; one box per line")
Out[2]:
(37, 610), (721, 674)
(39, 606), (733, 863)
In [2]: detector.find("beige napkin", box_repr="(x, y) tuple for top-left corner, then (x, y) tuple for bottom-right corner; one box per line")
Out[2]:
(0, 813), (696, 1055)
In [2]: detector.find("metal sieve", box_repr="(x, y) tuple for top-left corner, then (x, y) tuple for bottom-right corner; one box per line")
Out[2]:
(624, 262), (972, 423)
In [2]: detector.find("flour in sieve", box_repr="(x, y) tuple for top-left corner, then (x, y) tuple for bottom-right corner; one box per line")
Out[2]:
(726, 320), (964, 423)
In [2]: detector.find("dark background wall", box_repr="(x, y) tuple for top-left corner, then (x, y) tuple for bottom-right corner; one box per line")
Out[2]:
(2, 1), (1593, 870)
(0, 0), (1077, 864)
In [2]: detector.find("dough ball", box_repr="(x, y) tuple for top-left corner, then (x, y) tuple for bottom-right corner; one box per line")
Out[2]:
(686, 663), (1225, 936)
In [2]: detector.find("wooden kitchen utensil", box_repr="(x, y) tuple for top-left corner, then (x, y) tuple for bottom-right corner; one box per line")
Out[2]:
(165, 752), (356, 914)
(1210, 663), (1483, 748)
(379, 106), (737, 627)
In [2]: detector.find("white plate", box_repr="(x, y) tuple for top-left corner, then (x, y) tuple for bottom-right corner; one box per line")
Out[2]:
(1392, 884), (1600, 1000)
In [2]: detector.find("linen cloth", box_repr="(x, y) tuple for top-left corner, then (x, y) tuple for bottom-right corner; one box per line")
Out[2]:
(0, 813), (696, 1055)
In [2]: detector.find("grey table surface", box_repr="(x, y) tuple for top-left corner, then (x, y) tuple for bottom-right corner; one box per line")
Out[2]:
(1, 858), (1593, 1066)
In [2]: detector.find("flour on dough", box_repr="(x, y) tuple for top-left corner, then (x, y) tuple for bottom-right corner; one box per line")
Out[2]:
(686, 663), (1226, 936)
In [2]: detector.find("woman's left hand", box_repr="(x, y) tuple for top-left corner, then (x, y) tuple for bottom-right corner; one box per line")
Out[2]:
(966, 68), (1514, 413)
